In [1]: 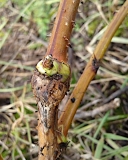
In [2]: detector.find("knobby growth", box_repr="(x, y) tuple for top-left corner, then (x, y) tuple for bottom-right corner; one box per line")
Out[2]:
(31, 55), (70, 159)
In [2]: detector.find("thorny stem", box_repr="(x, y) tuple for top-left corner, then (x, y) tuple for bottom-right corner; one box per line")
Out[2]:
(46, 0), (80, 63)
(58, 0), (128, 138)
(32, 0), (81, 159)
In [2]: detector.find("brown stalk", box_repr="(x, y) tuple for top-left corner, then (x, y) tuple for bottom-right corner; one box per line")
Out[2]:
(0, 155), (3, 160)
(58, 0), (128, 137)
(31, 0), (80, 159)
(46, 0), (80, 63)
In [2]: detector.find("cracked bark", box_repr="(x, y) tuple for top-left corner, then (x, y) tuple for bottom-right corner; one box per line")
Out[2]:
(31, 57), (70, 159)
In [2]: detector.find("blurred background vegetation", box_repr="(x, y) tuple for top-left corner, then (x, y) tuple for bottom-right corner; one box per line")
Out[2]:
(0, 0), (128, 160)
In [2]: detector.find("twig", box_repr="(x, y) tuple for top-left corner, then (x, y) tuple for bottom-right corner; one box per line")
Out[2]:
(75, 98), (120, 119)
(103, 86), (128, 104)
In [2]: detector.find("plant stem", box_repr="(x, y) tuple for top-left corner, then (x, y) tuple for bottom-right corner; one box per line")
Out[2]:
(46, 0), (80, 63)
(32, 0), (81, 159)
(58, 0), (128, 138)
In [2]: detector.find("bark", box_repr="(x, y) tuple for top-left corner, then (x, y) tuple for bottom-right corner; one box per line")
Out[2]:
(31, 56), (70, 159)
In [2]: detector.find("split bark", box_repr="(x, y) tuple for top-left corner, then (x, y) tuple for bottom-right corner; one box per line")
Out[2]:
(31, 56), (70, 159)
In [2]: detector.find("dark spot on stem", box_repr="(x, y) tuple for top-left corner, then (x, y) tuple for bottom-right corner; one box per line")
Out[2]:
(40, 146), (45, 152)
(92, 55), (100, 73)
(41, 153), (44, 156)
(71, 97), (75, 103)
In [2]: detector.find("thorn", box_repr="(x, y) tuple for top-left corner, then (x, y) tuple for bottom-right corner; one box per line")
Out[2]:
(63, 36), (69, 41)
(63, 36), (72, 48)
(68, 43), (72, 48)
(66, 44), (71, 48)
(71, 20), (76, 28)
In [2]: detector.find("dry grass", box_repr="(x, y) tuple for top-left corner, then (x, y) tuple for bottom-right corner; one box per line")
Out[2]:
(0, 0), (128, 160)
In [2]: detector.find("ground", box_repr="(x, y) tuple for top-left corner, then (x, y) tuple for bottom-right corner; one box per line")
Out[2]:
(0, 0), (128, 160)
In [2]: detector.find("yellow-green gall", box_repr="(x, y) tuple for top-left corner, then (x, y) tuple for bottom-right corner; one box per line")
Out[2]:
(36, 55), (70, 82)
